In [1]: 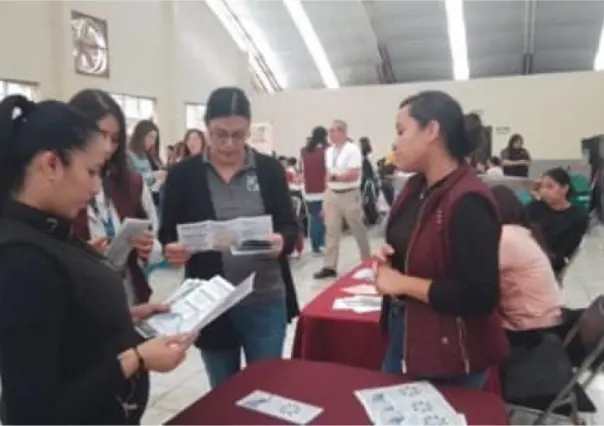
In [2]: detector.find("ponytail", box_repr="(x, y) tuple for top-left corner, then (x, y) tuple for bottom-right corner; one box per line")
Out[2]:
(0, 95), (36, 208)
(0, 95), (99, 211)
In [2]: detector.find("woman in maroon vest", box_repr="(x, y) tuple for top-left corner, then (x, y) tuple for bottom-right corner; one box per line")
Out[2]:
(69, 89), (158, 305)
(375, 91), (508, 388)
(300, 126), (328, 254)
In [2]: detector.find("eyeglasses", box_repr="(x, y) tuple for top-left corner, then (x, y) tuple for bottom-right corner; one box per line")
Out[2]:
(209, 129), (248, 145)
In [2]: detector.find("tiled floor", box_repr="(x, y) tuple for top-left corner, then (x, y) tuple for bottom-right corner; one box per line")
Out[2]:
(142, 225), (604, 425)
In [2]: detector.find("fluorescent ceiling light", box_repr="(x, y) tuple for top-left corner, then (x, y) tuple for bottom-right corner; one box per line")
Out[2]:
(444, 0), (470, 81)
(205, 0), (287, 90)
(594, 16), (604, 70)
(282, 0), (340, 89)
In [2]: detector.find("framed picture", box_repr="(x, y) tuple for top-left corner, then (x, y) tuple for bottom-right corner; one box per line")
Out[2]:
(71, 11), (110, 77)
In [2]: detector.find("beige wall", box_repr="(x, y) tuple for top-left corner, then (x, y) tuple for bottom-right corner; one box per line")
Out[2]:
(0, 0), (251, 146)
(253, 71), (604, 160)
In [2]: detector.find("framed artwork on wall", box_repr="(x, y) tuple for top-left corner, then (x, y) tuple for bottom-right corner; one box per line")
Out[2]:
(71, 11), (110, 78)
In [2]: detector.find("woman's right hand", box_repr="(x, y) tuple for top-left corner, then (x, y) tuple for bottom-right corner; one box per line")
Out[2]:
(88, 236), (108, 253)
(164, 242), (190, 267)
(136, 334), (192, 373)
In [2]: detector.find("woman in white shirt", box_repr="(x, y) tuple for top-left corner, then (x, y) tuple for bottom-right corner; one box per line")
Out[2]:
(69, 89), (163, 305)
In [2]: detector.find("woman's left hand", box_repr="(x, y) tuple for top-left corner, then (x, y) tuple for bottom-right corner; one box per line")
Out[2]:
(268, 233), (284, 258)
(374, 264), (405, 296)
(132, 232), (154, 259)
(130, 302), (169, 323)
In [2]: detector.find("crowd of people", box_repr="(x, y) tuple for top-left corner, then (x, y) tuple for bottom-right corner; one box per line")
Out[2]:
(0, 83), (593, 424)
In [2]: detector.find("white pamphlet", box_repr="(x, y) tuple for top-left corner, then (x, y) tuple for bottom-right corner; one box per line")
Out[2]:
(342, 284), (378, 296)
(332, 295), (382, 313)
(106, 218), (152, 267)
(136, 273), (255, 338)
(354, 382), (467, 425)
(177, 216), (273, 254)
(237, 390), (323, 425)
(352, 267), (375, 282)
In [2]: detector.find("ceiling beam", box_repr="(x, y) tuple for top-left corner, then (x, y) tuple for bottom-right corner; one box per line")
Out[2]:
(522, 0), (537, 74)
(361, 0), (396, 84)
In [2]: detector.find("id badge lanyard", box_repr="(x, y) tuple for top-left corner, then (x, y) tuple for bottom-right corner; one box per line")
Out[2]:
(92, 191), (116, 241)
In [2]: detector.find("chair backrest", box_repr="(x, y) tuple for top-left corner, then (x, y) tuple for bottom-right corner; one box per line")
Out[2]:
(568, 296), (604, 354)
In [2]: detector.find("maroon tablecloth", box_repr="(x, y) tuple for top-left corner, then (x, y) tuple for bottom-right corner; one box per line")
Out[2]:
(166, 359), (509, 425)
(292, 260), (387, 369)
(291, 261), (503, 395)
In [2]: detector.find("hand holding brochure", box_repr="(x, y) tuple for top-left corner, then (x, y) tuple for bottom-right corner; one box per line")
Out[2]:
(136, 273), (255, 338)
(106, 218), (152, 267)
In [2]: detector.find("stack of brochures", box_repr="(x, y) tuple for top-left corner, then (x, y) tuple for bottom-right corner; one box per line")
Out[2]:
(136, 273), (254, 338)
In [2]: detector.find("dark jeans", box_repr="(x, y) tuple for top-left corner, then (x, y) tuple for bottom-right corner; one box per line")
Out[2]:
(307, 200), (325, 252)
(382, 300), (487, 389)
(200, 297), (287, 389)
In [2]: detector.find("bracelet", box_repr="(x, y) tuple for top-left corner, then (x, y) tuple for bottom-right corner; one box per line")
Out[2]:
(133, 346), (146, 371)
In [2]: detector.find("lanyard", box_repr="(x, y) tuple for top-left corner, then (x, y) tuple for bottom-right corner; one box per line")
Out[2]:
(92, 190), (116, 240)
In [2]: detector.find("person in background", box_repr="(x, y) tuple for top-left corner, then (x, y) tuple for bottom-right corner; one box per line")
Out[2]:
(314, 120), (371, 279)
(376, 91), (508, 388)
(359, 136), (380, 225)
(301, 126), (328, 255)
(69, 89), (161, 305)
(183, 128), (206, 158)
(159, 87), (300, 389)
(527, 167), (588, 275)
(486, 156), (504, 176)
(385, 143), (397, 167)
(379, 143), (398, 206)
(165, 144), (176, 166)
(501, 133), (531, 177)
(128, 120), (166, 205)
(491, 185), (563, 335)
(359, 136), (376, 188)
(169, 141), (188, 166)
(280, 157), (305, 258)
(0, 95), (190, 424)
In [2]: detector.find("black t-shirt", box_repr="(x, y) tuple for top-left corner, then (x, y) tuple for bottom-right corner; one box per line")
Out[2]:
(526, 200), (588, 273)
(501, 148), (531, 177)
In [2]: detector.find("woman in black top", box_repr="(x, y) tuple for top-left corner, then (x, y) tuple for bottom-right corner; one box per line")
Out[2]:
(0, 95), (190, 424)
(527, 167), (588, 275)
(501, 133), (531, 177)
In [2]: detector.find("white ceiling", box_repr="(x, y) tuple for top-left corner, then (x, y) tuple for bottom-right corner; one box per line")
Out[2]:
(228, 0), (604, 89)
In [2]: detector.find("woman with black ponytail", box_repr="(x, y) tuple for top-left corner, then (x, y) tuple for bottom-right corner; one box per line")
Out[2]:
(0, 95), (191, 424)
(374, 91), (508, 387)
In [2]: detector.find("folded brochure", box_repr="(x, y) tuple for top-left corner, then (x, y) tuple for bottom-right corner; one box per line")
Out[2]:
(136, 273), (255, 338)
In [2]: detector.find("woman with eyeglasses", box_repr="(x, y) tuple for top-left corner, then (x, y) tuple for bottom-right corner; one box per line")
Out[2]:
(0, 95), (191, 424)
(160, 87), (300, 388)
(69, 89), (161, 305)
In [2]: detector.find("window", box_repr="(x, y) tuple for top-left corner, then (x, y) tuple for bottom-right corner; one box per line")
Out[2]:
(110, 93), (156, 135)
(0, 79), (38, 101)
(185, 103), (207, 131)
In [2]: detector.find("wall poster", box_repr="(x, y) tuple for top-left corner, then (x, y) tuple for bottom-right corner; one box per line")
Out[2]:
(248, 122), (273, 155)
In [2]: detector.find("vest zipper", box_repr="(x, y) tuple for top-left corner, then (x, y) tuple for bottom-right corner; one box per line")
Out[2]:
(403, 191), (472, 376)
(457, 317), (471, 374)
(402, 200), (428, 374)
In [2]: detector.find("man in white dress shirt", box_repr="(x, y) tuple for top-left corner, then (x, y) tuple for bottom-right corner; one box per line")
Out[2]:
(314, 120), (371, 278)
